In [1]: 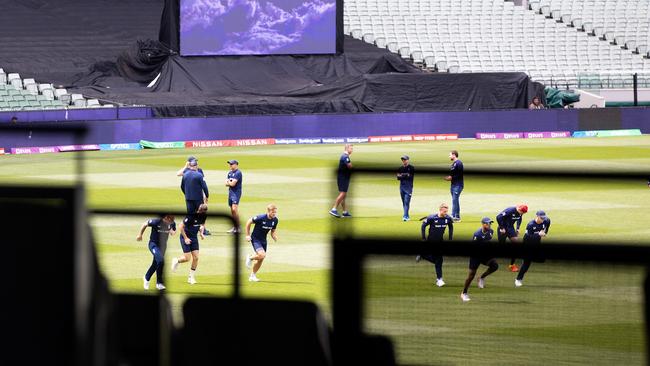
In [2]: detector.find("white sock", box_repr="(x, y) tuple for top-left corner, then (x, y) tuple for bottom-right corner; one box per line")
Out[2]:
(332, 207), (337, 210)
(190, 269), (196, 277)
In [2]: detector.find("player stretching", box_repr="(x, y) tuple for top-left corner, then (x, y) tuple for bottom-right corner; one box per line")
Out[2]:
(329, 144), (353, 218)
(397, 155), (414, 221)
(172, 204), (208, 284)
(418, 203), (454, 287)
(137, 214), (176, 290)
(244, 204), (279, 282)
(515, 210), (551, 287)
(496, 204), (528, 272)
(225, 159), (243, 233)
(461, 217), (499, 302)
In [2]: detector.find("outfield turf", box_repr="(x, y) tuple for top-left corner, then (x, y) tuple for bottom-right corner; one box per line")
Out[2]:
(2, 136), (650, 365)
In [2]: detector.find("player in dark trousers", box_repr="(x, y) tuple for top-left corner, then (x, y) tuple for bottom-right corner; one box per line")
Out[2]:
(444, 150), (463, 222)
(172, 204), (208, 285)
(177, 156), (211, 235)
(461, 217), (499, 302)
(181, 159), (209, 214)
(330, 144), (353, 218)
(397, 155), (415, 221)
(516, 210), (551, 287)
(496, 204), (528, 272)
(137, 214), (176, 290)
(244, 204), (279, 282)
(417, 203), (454, 287)
(225, 159), (243, 233)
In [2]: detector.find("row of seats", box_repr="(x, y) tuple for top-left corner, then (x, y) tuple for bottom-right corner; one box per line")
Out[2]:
(0, 68), (109, 111)
(343, 0), (650, 89)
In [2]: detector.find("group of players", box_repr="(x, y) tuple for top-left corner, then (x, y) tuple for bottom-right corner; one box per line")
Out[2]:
(137, 156), (279, 290)
(330, 144), (552, 302)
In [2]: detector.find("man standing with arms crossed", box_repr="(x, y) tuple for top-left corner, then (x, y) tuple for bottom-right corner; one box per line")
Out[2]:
(329, 144), (353, 218)
(444, 150), (463, 222)
(225, 159), (243, 233)
(397, 155), (415, 221)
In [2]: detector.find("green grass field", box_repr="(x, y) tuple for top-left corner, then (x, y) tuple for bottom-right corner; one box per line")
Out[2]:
(2, 136), (650, 365)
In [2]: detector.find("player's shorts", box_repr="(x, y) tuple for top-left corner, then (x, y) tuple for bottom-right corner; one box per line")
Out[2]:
(498, 226), (518, 239)
(469, 257), (494, 270)
(180, 236), (199, 253)
(251, 239), (268, 253)
(337, 177), (350, 193)
(228, 192), (241, 206)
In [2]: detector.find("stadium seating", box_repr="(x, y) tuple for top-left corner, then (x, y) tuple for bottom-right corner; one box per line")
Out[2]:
(0, 68), (112, 111)
(343, 0), (650, 89)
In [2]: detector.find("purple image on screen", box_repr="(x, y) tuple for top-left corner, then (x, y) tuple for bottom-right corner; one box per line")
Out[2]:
(180, 0), (337, 56)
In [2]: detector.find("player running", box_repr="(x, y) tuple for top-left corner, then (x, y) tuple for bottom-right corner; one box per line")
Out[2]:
(137, 214), (176, 290)
(329, 144), (353, 218)
(244, 204), (279, 282)
(225, 159), (243, 233)
(460, 217), (499, 302)
(172, 204), (208, 284)
(417, 203), (454, 287)
(496, 204), (528, 272)
(515, 210), (551, 287)
(397, 155), (415, 221)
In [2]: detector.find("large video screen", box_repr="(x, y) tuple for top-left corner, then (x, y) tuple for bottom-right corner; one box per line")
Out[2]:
(180, 0), (338, 56)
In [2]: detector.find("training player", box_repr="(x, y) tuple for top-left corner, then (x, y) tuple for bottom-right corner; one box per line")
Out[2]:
(515, 210), (551, 287)
(136, 214), (176, 290)
(225, 159), (243, 233)
(172, 204), (208, 284)
(417, 203), (454, 287)
(244, 204), (279, 282)
(397, 155), (415, 221)
(444, 150), (463, 222)
(330, 144), (353, 218)
(176, 156), (211, 235)
(461, 217), (499, 302)
(496, 204), (528, 272)
(181, 158), (209, 214)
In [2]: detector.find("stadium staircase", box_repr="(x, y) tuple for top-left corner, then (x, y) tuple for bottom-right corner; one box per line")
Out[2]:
(343, 0), (650, 89)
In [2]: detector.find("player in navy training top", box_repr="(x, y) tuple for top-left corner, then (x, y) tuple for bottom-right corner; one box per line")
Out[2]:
(460, 217), (499, 302)
(496, 204), (528, 272)
(181, 159), (209, 214)
(444, 150), (463, 222)
(418, 203), (454, 287)
(515, 210), (551, 287)
(330, 144), (354, 218)
(225, 159), (243, 233)
(244, 204), (279, 282)
(137, 214), (176, 290)
(397, 155), (415, 221)
(171, 204), (208, 285)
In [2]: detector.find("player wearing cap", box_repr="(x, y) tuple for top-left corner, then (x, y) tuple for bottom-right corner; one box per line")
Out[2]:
(181, 159), (209, 214)
(225, 159), (243, 233)
(515, 210), (551, 287)
(244, 204), (279, 282)
(460, 217), (498, 302)
(396, 155), (415, 221)
(172, 204), (208, 285)
(496, 204), (528, 272)
(443, 150), (463, 222)
(137, 214), (176, 290)
(176, 156), (204, 177)
(417, 203), (454, 287)
(330, 144), (353, 218)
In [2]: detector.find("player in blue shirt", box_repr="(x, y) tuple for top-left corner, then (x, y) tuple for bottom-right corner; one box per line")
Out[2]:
(496, 204), (528, 272)
(171, 204), (208, 284)
(244, 204), (279, 282)
(181, 160), (209, 214)
(515, 210), (551, 287)
(417, 203), (454, 287)
(460, 217), (499, 302)
(136, 214), (176, 290)
(444, 150), (463, 222)
(225, 159), (243, 233)
(330, 144), (353, 218)
(177, 156), (212, 235)
(397, 155), (415, 221)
